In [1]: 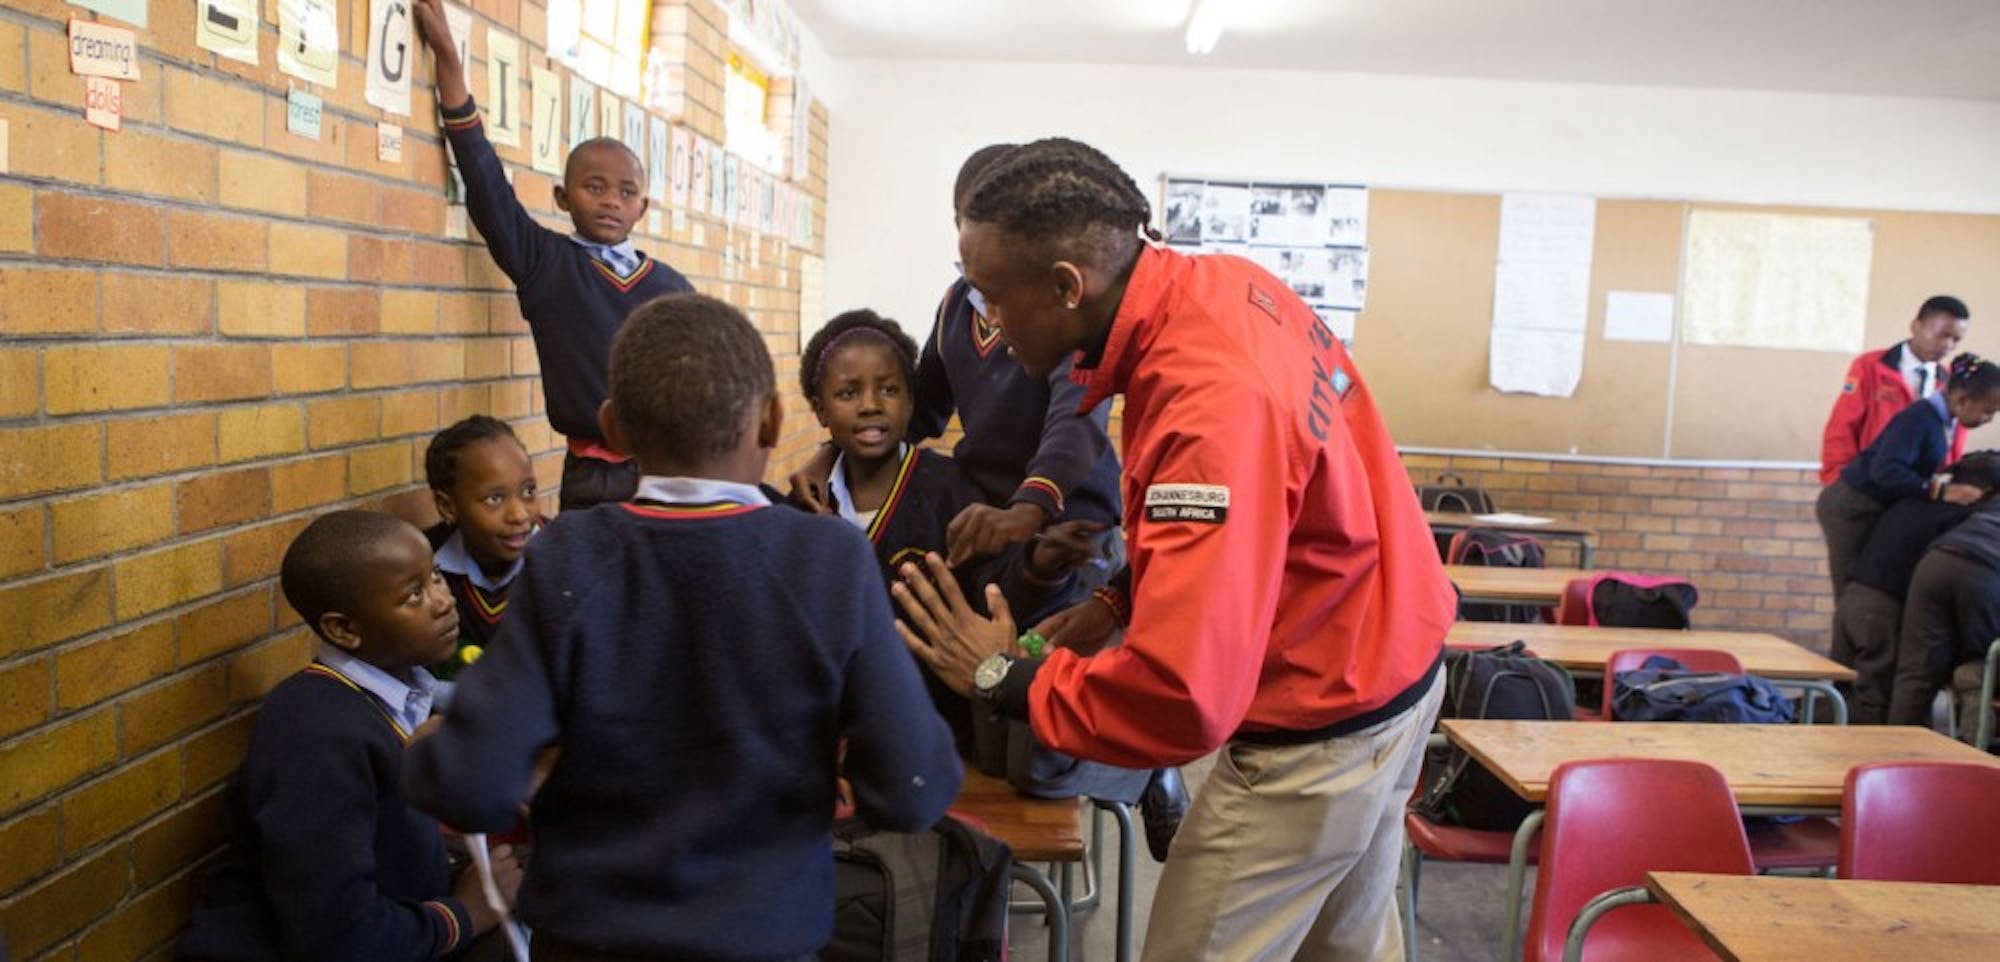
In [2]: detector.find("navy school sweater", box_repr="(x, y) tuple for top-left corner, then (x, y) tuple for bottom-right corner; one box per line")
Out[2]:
(440, 97), (692, 442)
(401, 502), (961, 959)
(1840, 394), (1954, 504)
(1846, 499), (1974, 600)
(910, 279), (1123, 525)
(178, 666), (469, 962)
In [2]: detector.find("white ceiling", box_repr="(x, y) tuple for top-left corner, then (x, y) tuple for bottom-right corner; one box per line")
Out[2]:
(790, 0), (2000, 102)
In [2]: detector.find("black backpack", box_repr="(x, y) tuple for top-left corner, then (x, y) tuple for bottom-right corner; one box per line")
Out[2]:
(826, 815), (1012, 962)
(1613, 656), (1794, 725)
(1417, 473), (1496, 558)
(1418, 641), (1575, 831)
(1448, 529), (1549, 624)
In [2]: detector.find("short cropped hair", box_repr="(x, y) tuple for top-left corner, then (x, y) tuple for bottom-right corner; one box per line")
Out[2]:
(800, 309), (919, 400)
(953, 144), (1016, 216)
(609, 293), (775, 461)
(1919, 295), (1969, 321)
(1947, 450), (2000, 492)
(564, 137), (643, 182)
(281, 510), (414, 633)
(424, 415), (522, 493)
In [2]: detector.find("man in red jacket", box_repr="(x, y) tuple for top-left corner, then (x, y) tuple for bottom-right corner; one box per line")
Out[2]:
(1820, 295), (1971, 485)
(893, 139), (1454, 960)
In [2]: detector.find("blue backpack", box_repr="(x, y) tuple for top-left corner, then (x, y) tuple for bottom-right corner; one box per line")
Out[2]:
(1612, 656), (1795, 724)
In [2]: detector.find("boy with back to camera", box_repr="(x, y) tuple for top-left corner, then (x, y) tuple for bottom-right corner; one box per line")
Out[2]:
(403, 293), (962, 960)
(178, 510), (521, 962)
(414, 0), (692, 510)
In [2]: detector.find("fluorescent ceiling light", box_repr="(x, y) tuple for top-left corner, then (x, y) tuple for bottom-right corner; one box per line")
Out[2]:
(1185, 0), (1225, 55)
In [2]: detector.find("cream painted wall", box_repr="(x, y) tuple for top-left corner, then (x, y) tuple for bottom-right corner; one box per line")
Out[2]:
(818, 58), (2000, 340)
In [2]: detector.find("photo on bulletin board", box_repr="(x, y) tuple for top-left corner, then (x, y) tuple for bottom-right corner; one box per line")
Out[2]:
(1166, 176), (1371, 344)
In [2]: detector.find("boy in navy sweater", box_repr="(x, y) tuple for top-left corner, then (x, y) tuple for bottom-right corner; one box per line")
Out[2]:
(404, 294), (961, 960)
(422, 415), (544, 679)
(179, 511), (520, 961)
(415, 0), (692, 510)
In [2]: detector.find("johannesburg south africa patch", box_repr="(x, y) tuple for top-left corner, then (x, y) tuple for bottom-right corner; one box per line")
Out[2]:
(1144, 483), (1229, 524)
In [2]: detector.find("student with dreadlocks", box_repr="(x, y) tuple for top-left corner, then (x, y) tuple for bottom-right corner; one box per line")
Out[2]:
(891, 138), (1453, 959)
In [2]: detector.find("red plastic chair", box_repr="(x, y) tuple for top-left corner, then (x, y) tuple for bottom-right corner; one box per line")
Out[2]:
(1523, 758), (1753, 962)
(1840, 761), (2000, 884)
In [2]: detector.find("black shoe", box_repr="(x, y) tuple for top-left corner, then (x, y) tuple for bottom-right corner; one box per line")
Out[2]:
(1139, 766), (1189, 862)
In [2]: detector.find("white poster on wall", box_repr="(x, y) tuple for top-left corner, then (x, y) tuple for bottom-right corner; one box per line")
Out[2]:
(1488, 192), (1596, 397)
(1604, 291), (1676, 343)
(279, 0), (341, 87)
(364, 0), (415, 115)
(1681, 211), (1873, 352)
(647, 117), (670, 204)
(195, 0), (260, 65)
(484, 29), (522, 146)
(530, 66), (564, 175)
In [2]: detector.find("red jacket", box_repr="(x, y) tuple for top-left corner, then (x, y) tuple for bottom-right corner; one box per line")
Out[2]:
(1820, 344), (1965, 484)
(1025, 246), (1454, 767)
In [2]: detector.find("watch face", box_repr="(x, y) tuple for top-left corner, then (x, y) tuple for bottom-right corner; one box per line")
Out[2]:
(974, 655), (1010, 693)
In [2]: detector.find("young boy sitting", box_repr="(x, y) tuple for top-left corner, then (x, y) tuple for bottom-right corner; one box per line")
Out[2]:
(179, 511), (521, 961)
(403, 293), (962, 960)
(423, 415), (544, 679)
(414, 0), (692, 510)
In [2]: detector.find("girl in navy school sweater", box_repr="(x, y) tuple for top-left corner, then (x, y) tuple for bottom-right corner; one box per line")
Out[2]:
(1817, 353), (2000, 593)
(796, 309), (1152, 804)
(421, 416), (545, 680)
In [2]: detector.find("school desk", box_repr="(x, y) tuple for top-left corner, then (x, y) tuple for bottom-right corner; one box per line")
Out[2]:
(1445, 564), (1584, 607)
(1425, 511), (1598, 567)
(1645, 872), (2000, 962)
(1446, 621), (1856, 683)
(1436, 720), (2000, 962)
(951, 769), (1140, 962)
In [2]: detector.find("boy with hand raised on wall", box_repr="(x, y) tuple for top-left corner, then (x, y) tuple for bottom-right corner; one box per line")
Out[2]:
(404, 294), (961, 961)
(414, 0), (693, 510)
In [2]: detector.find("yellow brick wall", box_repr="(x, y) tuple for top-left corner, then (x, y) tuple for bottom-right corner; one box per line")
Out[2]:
(0, 0), (827, 957)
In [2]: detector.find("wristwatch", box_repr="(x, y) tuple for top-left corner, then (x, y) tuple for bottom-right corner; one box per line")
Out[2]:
(973, 653), (1014, 702)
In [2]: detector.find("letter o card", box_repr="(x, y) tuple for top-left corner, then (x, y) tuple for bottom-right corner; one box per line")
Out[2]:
(1143, 483), (1230, 524)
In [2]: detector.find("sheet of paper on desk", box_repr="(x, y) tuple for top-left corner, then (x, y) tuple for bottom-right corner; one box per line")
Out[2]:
(1474, 513), (1554, 525)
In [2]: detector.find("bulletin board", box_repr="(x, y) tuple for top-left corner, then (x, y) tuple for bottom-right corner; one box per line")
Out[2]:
(1352, 189), (2000, 461)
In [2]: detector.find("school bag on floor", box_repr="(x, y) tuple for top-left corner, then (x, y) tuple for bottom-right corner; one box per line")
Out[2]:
(1557, 572), (1699, 629)
(1417, 641), (1576, 831)
(1612, 655), (1795, 724)
(1416, 473), (1496, 558)
(826, 813), (1011, 962)
(1447, 528), (1549, 623)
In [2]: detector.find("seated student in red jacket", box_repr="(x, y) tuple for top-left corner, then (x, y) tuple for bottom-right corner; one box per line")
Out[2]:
(796, 308), (1154, 808)
(1817, 353), (2000, 595)
(422, 416), (545, 680)
(178, 511), (521, 962)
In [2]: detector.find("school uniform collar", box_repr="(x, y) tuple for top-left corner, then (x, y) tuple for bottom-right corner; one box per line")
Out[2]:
(632, 476), (770, 508)
(828, 444), (910, 530)
(1896, 341), (1939, 397)
(315, 644), (438, 737)
(1926, 389), (1952, 425)
(569, 234), (642, 276)
(433, 528), (525, 593)
(1074, 243), (1176, 414)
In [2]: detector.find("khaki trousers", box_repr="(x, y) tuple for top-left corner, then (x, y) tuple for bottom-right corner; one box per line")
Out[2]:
(1142, 670), (1444, 962)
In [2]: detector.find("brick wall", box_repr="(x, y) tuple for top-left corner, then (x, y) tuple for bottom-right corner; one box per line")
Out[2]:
(0, 1), (826, 958)
(1402, 452), (1834, 650)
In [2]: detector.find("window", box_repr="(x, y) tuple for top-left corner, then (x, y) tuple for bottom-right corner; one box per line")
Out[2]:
(547, 0), (651, 100)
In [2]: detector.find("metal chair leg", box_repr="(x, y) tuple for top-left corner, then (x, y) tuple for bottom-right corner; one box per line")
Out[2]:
(1010, 863), (1069, 962)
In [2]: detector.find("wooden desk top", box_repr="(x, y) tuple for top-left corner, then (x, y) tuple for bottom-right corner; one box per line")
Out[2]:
(1647, 872), (2000, 962)
(1447, 621), (1856, 682)
(1425, 511), (1597, 540)
(1438, 720), (2000, 807)
(949, 770), (1084, 863)
(1444, 564), (1582, 604)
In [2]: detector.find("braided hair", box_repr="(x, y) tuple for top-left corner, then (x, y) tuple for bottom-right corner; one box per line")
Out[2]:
(959, 137), (1162, 268)
(1948, 352), (2000, 399)
(800, 309), (920, 401)
(425, 415), (522, 493)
